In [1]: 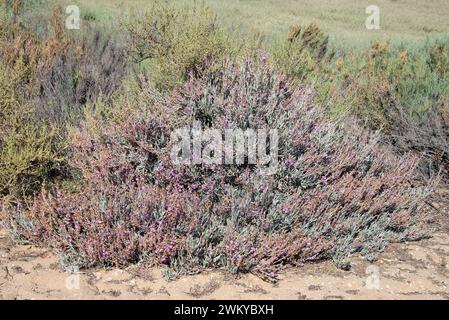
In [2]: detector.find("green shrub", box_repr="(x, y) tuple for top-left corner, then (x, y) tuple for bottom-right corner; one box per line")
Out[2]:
(124, 1), (253, 91)
(307, 39), (449, 179)
(0, 60), (64, 197)
(272, 23), (330, 81)
(0, 116), (63, 197)
(270, 25), (449, 180)
(429, 43), (449, 77)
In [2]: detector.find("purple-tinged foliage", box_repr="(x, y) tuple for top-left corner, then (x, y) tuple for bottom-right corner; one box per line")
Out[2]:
(4, 59), (435, 281)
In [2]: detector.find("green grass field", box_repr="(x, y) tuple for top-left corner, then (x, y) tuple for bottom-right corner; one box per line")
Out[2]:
(61, 0), (449, 48)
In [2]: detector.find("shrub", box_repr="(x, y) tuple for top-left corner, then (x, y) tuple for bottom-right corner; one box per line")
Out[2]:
(0, 60), (64, 198)
(0, 5), (70, 199)
(387, 95), (449, 180)
(5, 59), (434, 280)
(0, 3), (129, 126)
(272, 23), (330, 82)
(0, 3), (129, 198)
(124, 1), (255, 91)
(33, 27), (129, 125)
(429, 42), (449, 77)
(362, 43), (448, 179)
(306, 40), (449, 180)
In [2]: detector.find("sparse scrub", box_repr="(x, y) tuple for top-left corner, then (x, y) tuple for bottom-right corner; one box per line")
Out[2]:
(33, 27), (129, 125)
(1, 2), (129, 124)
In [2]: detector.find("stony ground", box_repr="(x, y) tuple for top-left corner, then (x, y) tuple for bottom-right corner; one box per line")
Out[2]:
(1, 226), (449, 300)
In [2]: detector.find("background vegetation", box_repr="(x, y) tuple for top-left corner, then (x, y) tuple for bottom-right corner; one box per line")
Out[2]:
(58, 0), (449, 47)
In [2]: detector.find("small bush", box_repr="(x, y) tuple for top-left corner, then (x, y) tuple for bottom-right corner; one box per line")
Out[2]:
(124, 1), (254, 91)
(0, 60), (64, 198)
(0, 0), (443, 283)
(5, 60), (434, 280)
(272, 23), (330, 81)
(387, 95), (449, 180)
(429, 42), (449, 77)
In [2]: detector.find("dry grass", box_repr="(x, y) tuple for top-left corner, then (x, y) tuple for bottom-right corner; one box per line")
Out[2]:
(58, 0), (449, 47)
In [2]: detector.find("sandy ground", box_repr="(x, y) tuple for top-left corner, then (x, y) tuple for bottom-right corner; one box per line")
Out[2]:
(1, 226), (449, 300)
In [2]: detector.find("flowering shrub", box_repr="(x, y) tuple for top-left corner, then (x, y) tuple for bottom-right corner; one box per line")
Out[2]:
(4, 59), (434, 281)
